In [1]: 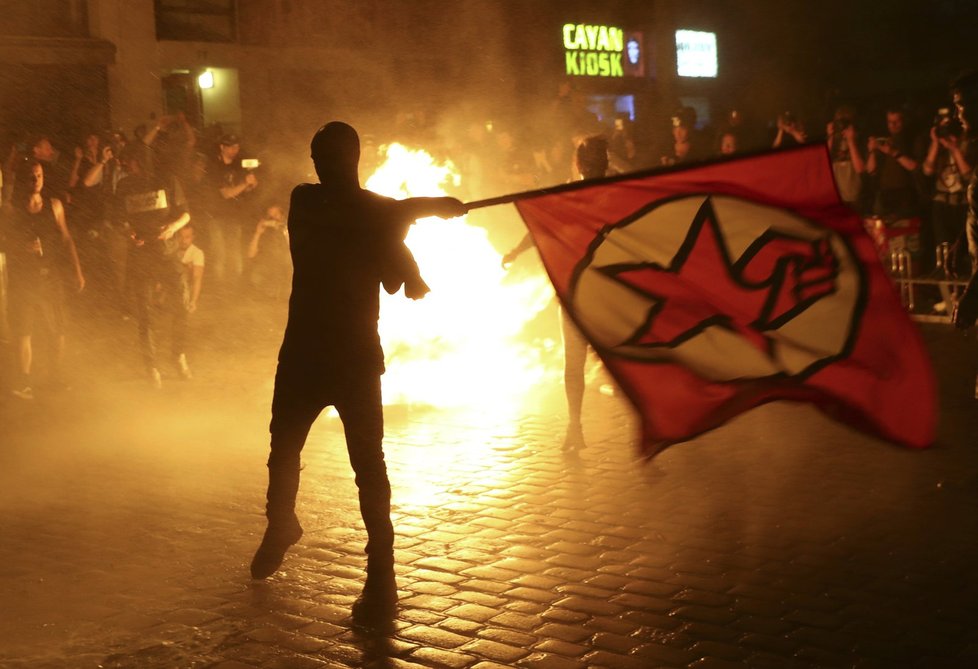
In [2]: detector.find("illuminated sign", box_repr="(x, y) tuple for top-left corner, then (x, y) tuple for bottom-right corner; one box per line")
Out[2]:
(675, 30), (718, 78)
(624, 31), (645, 77)
(563, 23), (625, 77)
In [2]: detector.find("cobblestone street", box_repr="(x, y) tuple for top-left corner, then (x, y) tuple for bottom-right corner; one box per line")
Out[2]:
(1, 303), (977, 668)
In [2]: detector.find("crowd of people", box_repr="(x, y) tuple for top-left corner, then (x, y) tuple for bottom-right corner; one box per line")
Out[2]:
(0, 114), (290, 398)
(3, 75), (978, 399)
(460, 83), (978, 317)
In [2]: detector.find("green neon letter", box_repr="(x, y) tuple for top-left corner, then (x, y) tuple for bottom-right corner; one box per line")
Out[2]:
(573, 24), (587, 49)
(566, 51), (581, 75)
(562, 23), (576, 49)
(585, 52), (599, 75)
(585, 24), (599, 50)
(597, 26), (610, 51)
(610, 28), (624, 52)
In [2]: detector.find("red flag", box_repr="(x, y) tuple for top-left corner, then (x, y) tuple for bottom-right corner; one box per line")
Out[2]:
(513, 144), (936, 455)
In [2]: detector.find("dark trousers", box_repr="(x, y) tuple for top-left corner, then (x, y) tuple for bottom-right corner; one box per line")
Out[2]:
(131, 269), (185, 370)
(207, 218), (243, 287)
(266, 365), (393, 566)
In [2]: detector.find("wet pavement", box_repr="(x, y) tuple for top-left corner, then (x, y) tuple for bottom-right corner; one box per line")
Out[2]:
(1, 296), (977, 669)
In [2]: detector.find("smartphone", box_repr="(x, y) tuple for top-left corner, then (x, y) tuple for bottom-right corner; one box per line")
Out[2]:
(241, 158), (260, 169)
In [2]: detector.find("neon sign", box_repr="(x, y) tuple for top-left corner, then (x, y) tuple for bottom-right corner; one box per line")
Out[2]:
(676, 30), (718, 78)
(563, 23), (625, 77)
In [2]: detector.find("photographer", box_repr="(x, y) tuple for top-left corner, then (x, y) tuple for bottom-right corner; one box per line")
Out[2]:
(246, 203), (290, 300)
(951, 72), (978, 338)
(923, 105), (974, 310)
(866, 108), (921, 218)
(203, 134), (258, 291)
(773, 111), (807, 148)
(826, 105), (865, 210)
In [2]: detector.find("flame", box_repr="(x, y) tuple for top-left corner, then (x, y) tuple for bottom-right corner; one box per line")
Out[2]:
(365, 143), (556, 415)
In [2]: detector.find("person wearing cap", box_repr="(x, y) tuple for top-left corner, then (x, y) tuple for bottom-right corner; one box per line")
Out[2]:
(249, 122), (466, 621)
(203, 133), (257, 290)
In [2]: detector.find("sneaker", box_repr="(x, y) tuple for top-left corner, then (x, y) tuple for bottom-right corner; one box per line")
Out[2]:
(149, 368), (163, 390)
(11, 386), (34, 400)
(352, 567), (398, 624)
(177, 353), (193, 380)
(250, 517), (303, 579)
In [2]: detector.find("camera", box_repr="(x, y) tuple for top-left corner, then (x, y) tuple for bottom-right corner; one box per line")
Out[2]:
(934, 107), (963, 139)
(832, 118), (852, 133)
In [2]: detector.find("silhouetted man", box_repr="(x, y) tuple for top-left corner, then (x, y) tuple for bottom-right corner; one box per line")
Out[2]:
(250, 122), (465, 619)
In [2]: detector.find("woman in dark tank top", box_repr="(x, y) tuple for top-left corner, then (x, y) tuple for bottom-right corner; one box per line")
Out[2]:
(5, 159), (85, 399)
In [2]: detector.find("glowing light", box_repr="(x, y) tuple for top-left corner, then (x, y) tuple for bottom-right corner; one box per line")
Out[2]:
(197, 70), (214, 89)
(676, 30), (718, 78)
(563, 24), (624, 52)
(562, 23), (626, 77)
(365, 144), (555, 412)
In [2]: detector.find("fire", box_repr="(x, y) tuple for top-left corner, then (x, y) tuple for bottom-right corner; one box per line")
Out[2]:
(365, 143), (556, 414)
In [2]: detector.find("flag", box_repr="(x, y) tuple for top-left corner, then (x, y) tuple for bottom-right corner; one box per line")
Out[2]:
(512, 144), (936, 455)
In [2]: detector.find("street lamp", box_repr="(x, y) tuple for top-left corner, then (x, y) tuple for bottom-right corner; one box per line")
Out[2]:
(198, 70), (214, 89)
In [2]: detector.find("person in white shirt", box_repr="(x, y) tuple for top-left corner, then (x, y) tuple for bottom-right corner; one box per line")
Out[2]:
(167, 224), (204, 379)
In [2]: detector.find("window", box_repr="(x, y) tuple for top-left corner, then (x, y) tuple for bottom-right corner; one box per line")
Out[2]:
(675, 30), (718, 78)
(0, 0), (89, 37)
(155, 0), (237, 42)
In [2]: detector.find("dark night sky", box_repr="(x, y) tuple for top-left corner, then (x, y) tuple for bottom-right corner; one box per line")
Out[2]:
(722, 0), (978, 109)
(485, 0), (978, 134)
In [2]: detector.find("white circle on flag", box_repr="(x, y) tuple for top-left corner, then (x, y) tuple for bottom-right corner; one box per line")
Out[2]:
(569, 194), (863, 382)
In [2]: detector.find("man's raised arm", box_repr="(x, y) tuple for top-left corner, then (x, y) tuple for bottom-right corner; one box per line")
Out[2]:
(395, 196), (467, 222)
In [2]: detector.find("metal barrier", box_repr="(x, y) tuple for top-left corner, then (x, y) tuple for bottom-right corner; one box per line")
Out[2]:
(887, 242), (971, 323)
(863, 217), (973, 322)
(889, 248), (915, 311)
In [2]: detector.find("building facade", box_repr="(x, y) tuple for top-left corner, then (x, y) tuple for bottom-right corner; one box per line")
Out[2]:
(0, 1), (741, 169)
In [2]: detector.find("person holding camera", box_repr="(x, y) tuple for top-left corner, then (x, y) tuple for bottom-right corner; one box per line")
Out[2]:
(825, 106), (866, 210)
(773, 110), (807, 148)
(67, 133), (113, 298)
(923, 105), (974, 310)
(203, 133), (258, 292)
(246, 203), (291, 300)
(866, 108), (921, 218)
(950, 74), (978, 331)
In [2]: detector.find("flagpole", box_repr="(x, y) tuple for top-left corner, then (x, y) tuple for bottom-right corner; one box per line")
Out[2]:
(463, 143), (827, 211)
(465, 188), (564, 211)
(465, 172), (643, 211)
